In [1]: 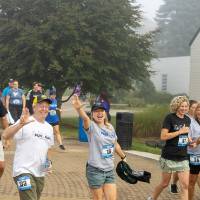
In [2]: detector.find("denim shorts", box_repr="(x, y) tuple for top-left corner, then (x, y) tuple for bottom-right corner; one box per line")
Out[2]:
(159, 157), (189, 173)
(86, 163), (115, 189)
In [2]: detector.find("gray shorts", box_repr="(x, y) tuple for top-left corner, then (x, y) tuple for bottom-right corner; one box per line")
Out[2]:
(160, 157), (189, 173)
(0, 141), (4, 161)
(86, 164), (115, 189)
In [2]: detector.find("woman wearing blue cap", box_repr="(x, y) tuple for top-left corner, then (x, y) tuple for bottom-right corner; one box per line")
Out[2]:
(72, 94), (126, 200)
(46, 91), (65, 150)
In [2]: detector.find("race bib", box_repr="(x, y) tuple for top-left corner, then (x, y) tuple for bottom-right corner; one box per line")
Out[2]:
(190, 154), (200, 165)
(49, 110), (56, 116)
(17, 176), (32, 191)
(13, 99), (20, 105)
(101, 144), (114, 158)
(178, 135), (188, 147)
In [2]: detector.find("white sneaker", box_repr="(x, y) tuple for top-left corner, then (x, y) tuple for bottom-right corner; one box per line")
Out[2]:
(147, 197), (153, 200)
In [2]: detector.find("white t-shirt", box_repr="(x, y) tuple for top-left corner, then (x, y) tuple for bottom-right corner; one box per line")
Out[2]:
(13, 116), (54, 177)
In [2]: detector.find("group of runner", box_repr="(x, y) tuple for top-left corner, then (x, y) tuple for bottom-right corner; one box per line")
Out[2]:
(0, 79), (127, 200)
(2, 79), (200, 200)
(148, 96), (200, 200)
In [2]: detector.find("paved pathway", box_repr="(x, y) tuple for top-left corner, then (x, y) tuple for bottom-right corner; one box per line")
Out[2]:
(1, 139), (200, 200)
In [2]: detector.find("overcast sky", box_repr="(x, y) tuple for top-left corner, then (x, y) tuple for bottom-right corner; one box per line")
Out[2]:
(136, 0), (164, 20)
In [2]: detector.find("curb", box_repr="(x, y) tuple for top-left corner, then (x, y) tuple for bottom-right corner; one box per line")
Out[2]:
(125, 150), (160, 161)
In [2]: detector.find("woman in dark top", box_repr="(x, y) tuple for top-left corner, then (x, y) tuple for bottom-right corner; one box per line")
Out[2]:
(147, 96), (192, 200)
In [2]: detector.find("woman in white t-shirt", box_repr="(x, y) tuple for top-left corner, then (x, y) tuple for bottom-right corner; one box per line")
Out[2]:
(72, 95), (126, 200)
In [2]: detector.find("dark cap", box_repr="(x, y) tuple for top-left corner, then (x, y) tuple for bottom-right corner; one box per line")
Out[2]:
(9, 79), (14, 83)
(91, 102), (106, 112)
(49, 90), (56, 95)
(33, 95), (52, 104)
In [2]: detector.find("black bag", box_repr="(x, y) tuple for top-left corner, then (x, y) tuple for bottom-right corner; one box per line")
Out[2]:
(116, 161), (151, 184)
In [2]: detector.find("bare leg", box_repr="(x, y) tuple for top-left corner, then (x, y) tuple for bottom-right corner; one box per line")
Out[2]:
(90, 187), (104, 200)
(103, 183), (117, 200)
(188, 173), (198, 200)
(53, 125), (63, 145)
(178, 171), (189, 200)
(151, 172), (172, 200)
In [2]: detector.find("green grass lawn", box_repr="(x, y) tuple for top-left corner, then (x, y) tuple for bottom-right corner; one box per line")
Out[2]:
(132, 138), (161, 155)
(60, 117), (161, 155)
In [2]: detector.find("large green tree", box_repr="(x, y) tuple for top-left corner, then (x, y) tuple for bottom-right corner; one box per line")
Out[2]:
(0, 0), (154, 100)
(154, 0), (200, 57)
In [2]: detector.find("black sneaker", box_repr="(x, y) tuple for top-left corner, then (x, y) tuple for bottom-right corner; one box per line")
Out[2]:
(170, 184), (178, 193)
(59, 144), (65, 150)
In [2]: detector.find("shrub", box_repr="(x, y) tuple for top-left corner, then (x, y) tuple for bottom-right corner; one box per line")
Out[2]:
(134, 104), (169, 137)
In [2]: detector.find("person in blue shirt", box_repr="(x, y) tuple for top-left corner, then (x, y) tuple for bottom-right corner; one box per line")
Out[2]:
(46, 91), (65, 150)
(6, 80), (26, 122)
(2, 79), (14, 106)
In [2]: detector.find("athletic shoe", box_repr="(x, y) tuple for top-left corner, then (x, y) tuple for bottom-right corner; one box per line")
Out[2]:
(147, 197), (153, 200)
(59, 144), (65, 150)
(170, 184), (179, 193)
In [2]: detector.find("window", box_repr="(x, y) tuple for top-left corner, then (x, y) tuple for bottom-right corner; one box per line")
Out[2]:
(161, 74), (167, 91)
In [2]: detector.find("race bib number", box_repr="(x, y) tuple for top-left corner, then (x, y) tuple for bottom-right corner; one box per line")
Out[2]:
(101, 144), (114, 158)
(17, 176), (32, 191)
(13, 99), (20, 105)
(190, 154), (200, 165)
(49, 110), (56, 116)
(178, 135), (188, 147)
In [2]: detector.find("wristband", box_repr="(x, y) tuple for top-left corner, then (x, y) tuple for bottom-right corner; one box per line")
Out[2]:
(121, 155), (126, 160)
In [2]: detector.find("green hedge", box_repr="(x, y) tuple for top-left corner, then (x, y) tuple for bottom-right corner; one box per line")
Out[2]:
(134, 104), (169, 137)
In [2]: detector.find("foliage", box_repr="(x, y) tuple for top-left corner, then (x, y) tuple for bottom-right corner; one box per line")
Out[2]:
(0, 0), (154, 102)
(134, 104), (169, 137)
(154, 0), (200, 57)
(111, 78), (172, 105)
(132, 138), (161, 155)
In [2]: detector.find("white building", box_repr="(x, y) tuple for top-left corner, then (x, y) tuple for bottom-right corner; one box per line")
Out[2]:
(189, 28), (200, 100)
(150, 56), (190, 95)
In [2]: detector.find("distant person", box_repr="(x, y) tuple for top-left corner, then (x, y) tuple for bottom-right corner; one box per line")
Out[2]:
(26, 82), (42, 115)
(38, 83), (43, 94)
(6, 80), (26, 122)
(2, 95), (54, 200)
(2, 79), (14, 106)
(46, 90), (65, 150)
(0, 99), (9, 179)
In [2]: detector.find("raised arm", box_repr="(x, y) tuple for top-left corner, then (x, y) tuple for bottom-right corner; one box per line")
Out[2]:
(71, 95), (90, 130)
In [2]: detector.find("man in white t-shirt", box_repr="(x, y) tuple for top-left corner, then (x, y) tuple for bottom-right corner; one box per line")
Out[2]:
(2, 95), (54, 200)
(0, 99), (9, 179)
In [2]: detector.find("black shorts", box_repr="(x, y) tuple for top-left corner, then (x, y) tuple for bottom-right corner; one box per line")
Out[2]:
(49, 122), (59, 126)
(189, 164), (200, 174)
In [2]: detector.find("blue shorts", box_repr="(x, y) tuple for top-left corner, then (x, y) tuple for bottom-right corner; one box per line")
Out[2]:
(86, 163), (115, 189)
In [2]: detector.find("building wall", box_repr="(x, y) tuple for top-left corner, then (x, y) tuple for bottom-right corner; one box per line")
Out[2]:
(150, 56), (190, 95)
(189, 32), (200, 100)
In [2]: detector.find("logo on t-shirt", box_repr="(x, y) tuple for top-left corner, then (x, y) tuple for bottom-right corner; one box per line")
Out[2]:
(100, 129), (115, 138)
(173, 124), (184, 131)
(34, 131), (51, 141)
